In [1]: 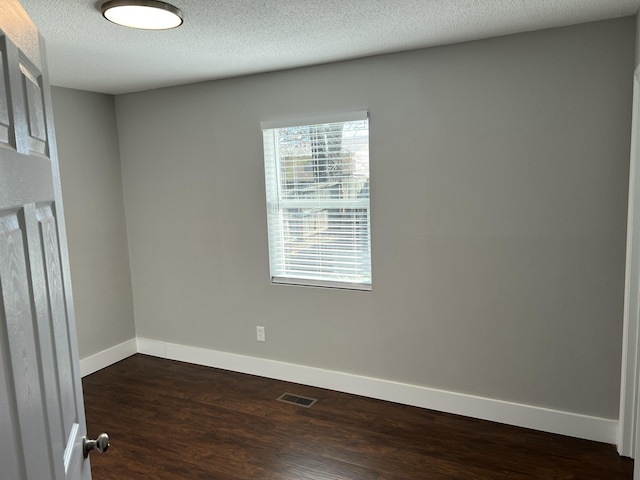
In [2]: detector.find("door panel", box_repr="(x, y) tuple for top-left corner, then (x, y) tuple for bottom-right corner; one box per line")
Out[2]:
(0, 39), (12, 145)
(0, 341), (23, 480)
(27, 205), (67, 473)
(19, 57), (46, 155)
(38, 204), (80, 458)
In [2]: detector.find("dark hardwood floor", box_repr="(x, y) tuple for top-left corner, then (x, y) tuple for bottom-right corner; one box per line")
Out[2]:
(82, 354), (632, 479)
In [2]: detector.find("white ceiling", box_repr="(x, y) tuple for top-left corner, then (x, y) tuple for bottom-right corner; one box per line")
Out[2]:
(19, 0), (640, 95)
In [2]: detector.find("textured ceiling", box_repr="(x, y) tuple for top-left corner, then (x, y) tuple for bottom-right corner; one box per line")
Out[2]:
(18, 0), (640, 95)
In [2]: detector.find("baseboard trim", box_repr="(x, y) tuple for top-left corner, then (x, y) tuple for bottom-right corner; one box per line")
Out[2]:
(134, 337), (618, 445)
(80, 338), (138, 377)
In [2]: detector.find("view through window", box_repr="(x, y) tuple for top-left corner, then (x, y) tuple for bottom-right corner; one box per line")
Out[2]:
(262, 112), (371, 290)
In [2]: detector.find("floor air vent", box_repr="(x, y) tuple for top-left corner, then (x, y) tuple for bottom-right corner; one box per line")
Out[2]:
(277, 393), (317, 408)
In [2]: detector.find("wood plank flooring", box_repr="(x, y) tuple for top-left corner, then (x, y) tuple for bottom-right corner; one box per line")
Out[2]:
(82, 354), (632, 479)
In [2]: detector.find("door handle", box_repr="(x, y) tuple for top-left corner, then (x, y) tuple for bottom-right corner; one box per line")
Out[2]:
(83, 433), (110, 458)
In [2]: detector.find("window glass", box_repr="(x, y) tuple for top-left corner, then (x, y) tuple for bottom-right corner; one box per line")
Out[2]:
(262, 113), (371, 290)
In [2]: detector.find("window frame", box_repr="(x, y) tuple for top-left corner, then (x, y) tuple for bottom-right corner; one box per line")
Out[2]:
(261, 111), (372, 291)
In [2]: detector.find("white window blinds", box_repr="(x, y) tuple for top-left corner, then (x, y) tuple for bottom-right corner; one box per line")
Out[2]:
(262, 112), (371, 290)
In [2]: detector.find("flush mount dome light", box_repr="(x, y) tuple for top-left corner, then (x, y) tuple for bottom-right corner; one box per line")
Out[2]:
(101, 0), (183, 30)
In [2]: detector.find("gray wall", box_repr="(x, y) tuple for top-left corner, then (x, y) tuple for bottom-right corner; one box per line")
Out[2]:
(113, 18), (634, 420)
(52, 87), (136, 359)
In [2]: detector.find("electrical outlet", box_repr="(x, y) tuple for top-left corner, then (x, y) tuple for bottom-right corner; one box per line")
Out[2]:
(256, 326), (266, 342)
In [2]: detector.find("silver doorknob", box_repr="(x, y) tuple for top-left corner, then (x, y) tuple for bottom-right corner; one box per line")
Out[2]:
(83, 433), (110, 458)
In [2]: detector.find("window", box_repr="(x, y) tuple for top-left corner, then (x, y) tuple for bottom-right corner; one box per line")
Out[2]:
(262, 111), (371, 290)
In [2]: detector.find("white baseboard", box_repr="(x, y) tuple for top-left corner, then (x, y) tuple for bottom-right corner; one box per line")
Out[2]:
(134, 337), (618, 445)
(80, 338), (138, 377)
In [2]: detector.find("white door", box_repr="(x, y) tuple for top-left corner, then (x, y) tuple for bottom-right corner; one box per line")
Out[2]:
(0, 1), (96, 479)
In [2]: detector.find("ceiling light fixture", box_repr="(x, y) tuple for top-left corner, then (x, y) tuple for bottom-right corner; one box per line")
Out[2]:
(101, 0), (183, 30)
